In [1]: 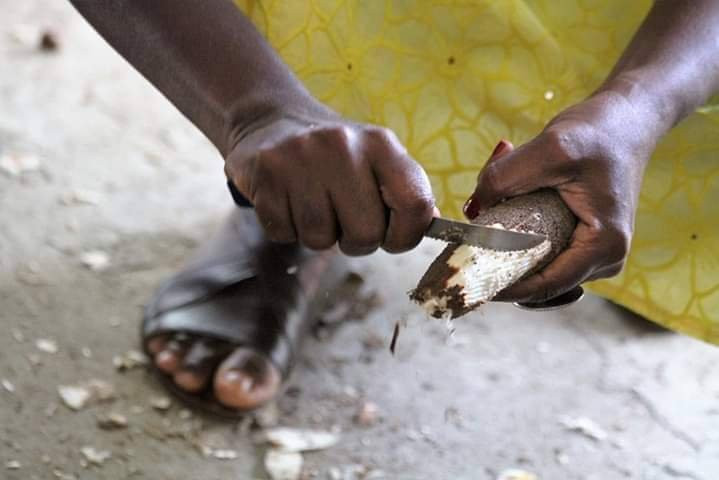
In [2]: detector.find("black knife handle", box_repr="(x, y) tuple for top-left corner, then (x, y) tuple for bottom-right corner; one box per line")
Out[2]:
(227, 180), (253, 208)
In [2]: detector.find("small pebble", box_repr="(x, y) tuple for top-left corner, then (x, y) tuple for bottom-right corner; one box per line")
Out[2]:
(80, 251), (110, 272)
(211, 449), (238, 460)
(59, 189), (101, 206)
(265, 449), (303, 480)
(405, 429), (421, 441)
(5, 460), (21, 470)
(27, 354), (42, 366)
(36, 338), (58, 354)
(252, 401), (280, 428)
(58, 385), (91, 411)
(113, 350), (148, 371)
(80, 446), (111, 466)
(97, 412), (128, 430)
(558, 415), (608, 442)
(11, 328), (24, 343)
(1, 379), (15, 393)
(87, 379), (116, 402)
(0, 153), (41, 176)
(354, 401), (380, 427)
(150, 396), (172, 411)
(497, 469), (538, 480)
(260, 428), (339, 453)
(39, 31), (59, 51)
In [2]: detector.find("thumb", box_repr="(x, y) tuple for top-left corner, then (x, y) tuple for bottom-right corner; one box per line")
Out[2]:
(464, 137), (557, 220)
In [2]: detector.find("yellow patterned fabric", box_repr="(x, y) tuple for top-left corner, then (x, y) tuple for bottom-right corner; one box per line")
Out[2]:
(234, 0), (719, 344)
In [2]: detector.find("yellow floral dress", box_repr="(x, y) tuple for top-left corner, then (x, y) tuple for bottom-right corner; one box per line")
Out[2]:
(235, 0), (719, 345)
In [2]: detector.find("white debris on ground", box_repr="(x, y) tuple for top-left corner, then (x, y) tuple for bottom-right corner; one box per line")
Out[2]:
(58, 385), (92, 411)
(86, 379), (116, 401)
(257, 428), (341, 480)
(57, 380), (116, 411)
(354, 401), (380, 427)
(80, 446), (112, 466)
(79, 250), (111, 272)
(260, 428), (340, 453)
(497, 468), (538, 480)
(327, 464), (382, 480)
(35, 338), (59, 354)
(96, 412), (128, 430)
(558, 415), (608, 442)
(5, 460), (21, 470)
(251, 401), (280, 428)
(198, 443), (239, 460)
(112, 350), (148, 371)
(59, 188), (102, 206)
(555, 451), (570, 465)
(11, 328), (24, 342)
(1, 379), (15, 393)
(264, 449), (303, 480)
(150, 396), (172, 411)
(0, 152), (41, 176)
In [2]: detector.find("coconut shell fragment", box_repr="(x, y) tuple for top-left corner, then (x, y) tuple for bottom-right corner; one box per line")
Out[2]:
(410, 189), (576, 319)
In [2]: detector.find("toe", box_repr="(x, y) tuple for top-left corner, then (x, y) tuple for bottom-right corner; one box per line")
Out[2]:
(147, 335), (169, 354)
(173, 339), (229, 393)
(154, 336), (188, 374)
(214, 348), (281, 410)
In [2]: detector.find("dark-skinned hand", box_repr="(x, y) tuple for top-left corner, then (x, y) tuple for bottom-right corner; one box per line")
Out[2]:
(225, 114), (437, 255)
(465, 90), (656, 304)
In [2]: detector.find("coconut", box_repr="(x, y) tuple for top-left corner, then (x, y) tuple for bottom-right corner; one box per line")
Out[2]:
(410, 189), (575, 318)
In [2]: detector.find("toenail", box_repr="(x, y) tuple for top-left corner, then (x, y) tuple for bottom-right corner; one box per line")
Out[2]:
(156, 350), (176, 366)
(240, 376), (254, 392)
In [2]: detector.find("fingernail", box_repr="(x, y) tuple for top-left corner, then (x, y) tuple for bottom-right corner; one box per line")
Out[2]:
(491, 139), (512, 159)
(463, 196), (480, 220)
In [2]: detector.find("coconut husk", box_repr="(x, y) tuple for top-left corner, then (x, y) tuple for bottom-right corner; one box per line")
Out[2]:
(410, 189), (575, 318)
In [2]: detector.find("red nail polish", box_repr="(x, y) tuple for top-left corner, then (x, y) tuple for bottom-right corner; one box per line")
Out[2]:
(490, 139), (512, 159)
(463, 196), (480, 220)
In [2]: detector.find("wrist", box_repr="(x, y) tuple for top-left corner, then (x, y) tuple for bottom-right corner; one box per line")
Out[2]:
(221, 90), (336, 157)
(597, 70), (685, 138)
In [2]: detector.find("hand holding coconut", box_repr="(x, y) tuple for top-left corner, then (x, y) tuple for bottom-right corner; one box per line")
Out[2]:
(463, 91), (654, 305)
(415, 1), (719, 317)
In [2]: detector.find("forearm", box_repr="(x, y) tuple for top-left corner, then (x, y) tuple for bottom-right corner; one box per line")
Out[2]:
(598, 0), (719, 137)
(69, 0), (326, 156)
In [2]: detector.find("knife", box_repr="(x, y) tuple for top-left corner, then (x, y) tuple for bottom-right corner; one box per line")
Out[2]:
(228, 181), (545, 251)
(425, 217), (546, 251)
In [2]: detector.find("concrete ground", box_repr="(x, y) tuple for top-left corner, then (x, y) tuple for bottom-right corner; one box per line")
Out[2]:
(1, 2), (719, 479)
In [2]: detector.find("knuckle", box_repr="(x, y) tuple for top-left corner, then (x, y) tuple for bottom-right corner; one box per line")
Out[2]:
(398, 193), (434, 218)
(383, 235), (421, 254)
(252, 150), (278, 182)
(541, 126), (591, 174)
(364, 125), (399, 147)
(602, 225), (631, 265)
(254, 196), (296, 243)
(301, 232), (335, 251)
(316, 125), (353, 150)
(479, 162), (503, 194)
(341, 228), (384, 254)
(297, 208), (335, 250)
(604, 263), (624, 278)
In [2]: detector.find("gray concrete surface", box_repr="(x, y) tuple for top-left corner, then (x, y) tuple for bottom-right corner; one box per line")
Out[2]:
(1, 2), (719, 479)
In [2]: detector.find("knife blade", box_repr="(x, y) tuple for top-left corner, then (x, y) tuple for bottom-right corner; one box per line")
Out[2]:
(425, 217), (546, 251)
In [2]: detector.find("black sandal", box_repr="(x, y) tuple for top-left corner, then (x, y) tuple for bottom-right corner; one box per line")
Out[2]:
(142, 208), (344, 417)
